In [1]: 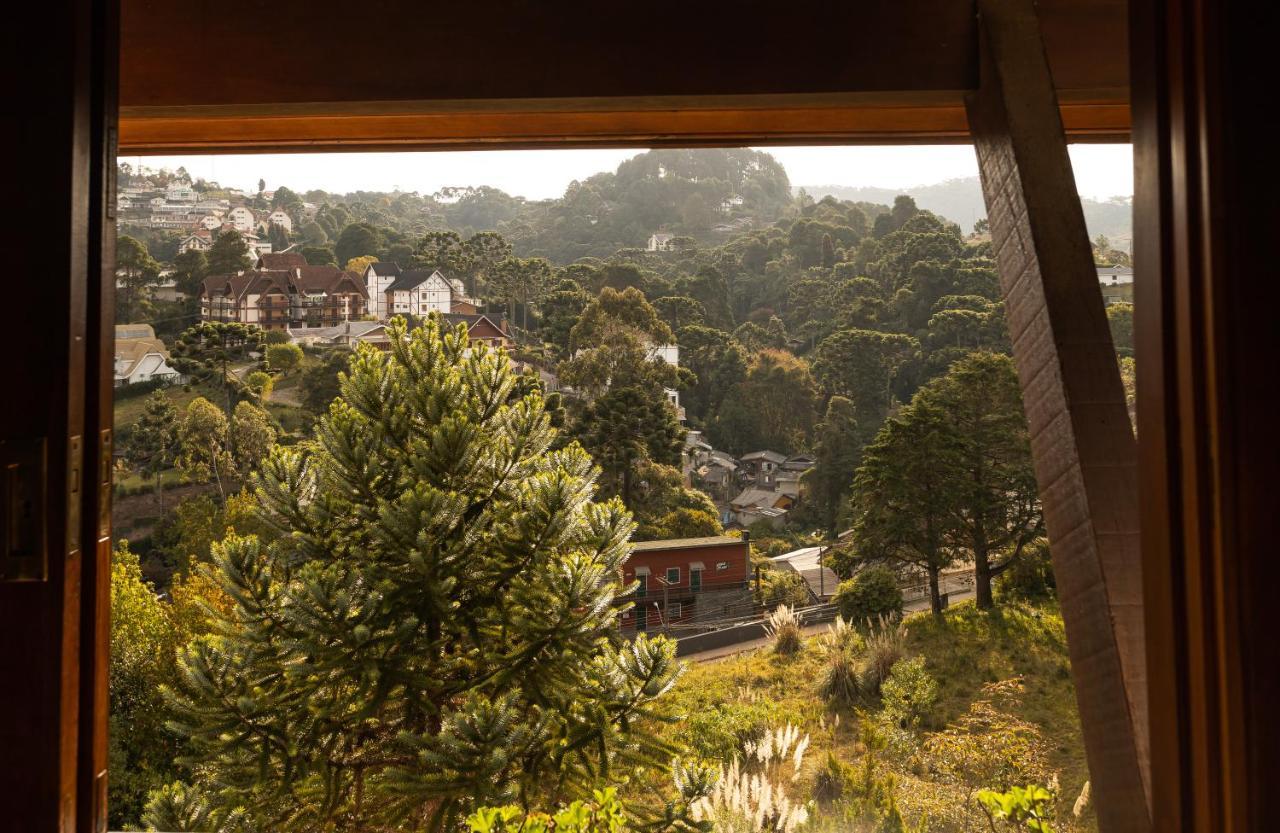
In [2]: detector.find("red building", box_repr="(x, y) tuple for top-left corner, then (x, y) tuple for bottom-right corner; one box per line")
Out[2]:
(620, 535), (752, 632)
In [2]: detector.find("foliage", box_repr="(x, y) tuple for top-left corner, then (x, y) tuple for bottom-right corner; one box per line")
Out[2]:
(863, 617), (909, 694)
(334, 221), (382, 266)
(165, 318), (685, 831)
(836, 567), (904, 625)
(575, 385), (684, 509)
(711, 350), (817, 456)
(123, 392), (179, 505)
(109, 542), (180, 828)
(117, 234), (162, 322)
(765, 605), (803, 656)
(880, 657), (939, 735)
(1105, 302), (1133, 358)
(977, 784), (1057, 832)
(994, 540), (1056, 603)
(690, 724), (810, 833)
(206, 229), (253, 275)
(244, 370), (273, 400)
(810, 395), (861, 531)
(265, 341), (304, 375)
(914, 352), (1042, 609)
(170, 321), (266, 415)
(818, 618), (863, 706)
(759, 568), (812, 609)
(467, 789), (627, 833)
(300, 349), (353, 415)
(175, 397), (233, 489)
(344, 254), (378, 276)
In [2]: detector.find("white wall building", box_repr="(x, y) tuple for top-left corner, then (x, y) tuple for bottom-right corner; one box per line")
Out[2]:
(363, 261), (402, 319)
(267, 209), (293, 233)
(227, 206), (256, 232)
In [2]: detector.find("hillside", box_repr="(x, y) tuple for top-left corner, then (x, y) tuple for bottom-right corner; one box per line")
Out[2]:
(630, 600), (1094, 832)
(800, 177), (1133, 250)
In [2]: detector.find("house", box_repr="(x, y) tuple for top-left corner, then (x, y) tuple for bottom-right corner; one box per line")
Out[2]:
(199, 265), (368, 330)
(783, 454), (816, 473)
(362, 261), (402, 319)
(385, 269), (453, 317)
(289, 320), (390, 348)
(1097, 265), (1134, 305)
(440, 312), (512, 349)
(770, 546), (839, 601)
(728, 486), (793, 528)
(197, 214), (222, 231)
(113, 324), (181, 386)
(646, 232), (674, 252)
(621, 535), (753, 631)
(165, 182), (196, 203)
(266, 209), (293, 233)
(227, 206), (256, 232)
(740, 450), (788, 487)
(178, 230), (213, 253)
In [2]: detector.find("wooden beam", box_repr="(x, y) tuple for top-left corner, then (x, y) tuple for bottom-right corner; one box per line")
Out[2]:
(117, 94), (1130, 154)
(965, 1), (1150, 830)
(1132, 0), (1280, 830)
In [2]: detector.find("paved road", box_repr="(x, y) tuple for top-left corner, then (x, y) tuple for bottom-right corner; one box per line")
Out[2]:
(685, 584), (977, 663)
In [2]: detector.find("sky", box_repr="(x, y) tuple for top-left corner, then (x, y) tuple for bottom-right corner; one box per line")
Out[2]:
(127, 144), (1133, 203)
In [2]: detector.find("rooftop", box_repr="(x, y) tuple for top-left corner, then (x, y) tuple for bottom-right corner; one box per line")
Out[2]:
(629, 535), (744, 553)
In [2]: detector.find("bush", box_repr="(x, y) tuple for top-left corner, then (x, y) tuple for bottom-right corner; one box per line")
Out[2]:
(880, 656), (939, 731)
(818, 617), (863, 706)
(862, 616), (908, 693)
(263, 329), (292, 345)
(836, 566), (904, 625)
(245, 370), (273, 400)
(766, 604), (803, 655)
(760, 568), (813, 608)
(995, 540), (1056, 603)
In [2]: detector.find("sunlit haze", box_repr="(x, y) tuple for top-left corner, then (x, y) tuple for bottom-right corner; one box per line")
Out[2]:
(129, 144), (1132, 203)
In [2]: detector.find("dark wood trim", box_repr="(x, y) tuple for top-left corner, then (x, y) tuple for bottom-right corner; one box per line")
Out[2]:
(1132, 0), (1280, 831)
(117, 96), (1130, 153)
(966, 1), (1148, 830)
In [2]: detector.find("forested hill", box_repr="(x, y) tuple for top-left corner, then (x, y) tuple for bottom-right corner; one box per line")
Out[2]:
(800, 178), (1133, 250)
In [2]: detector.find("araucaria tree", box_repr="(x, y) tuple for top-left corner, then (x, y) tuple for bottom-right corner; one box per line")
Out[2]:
(164, 317), (682, 831)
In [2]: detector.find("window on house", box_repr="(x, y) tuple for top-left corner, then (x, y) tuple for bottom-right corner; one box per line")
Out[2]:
(668, 602), (682, 619)
(635, 573), (647, 598)
(691, 568), (703, 592)
(666, 567), (680, 585)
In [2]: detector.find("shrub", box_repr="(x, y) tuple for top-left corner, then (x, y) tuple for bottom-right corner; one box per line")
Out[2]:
(818, 617), (863, 706)
(880, 656), (939, 731)
(760, 568), (813, 608)
(995, 540), (1056, 603)
(862, 616), (908, 693)
(766, 604), (803, 655)
(263, 329), (292, 345)
(245, 370), (273, 400)
(836, 566), (904, 625)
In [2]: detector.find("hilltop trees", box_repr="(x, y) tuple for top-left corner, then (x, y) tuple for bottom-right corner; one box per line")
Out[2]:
(161, 318), (681, 831)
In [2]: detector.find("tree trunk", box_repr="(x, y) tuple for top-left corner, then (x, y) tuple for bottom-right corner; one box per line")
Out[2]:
(928, 566), (943, 615)
(974, 542), (994, 609)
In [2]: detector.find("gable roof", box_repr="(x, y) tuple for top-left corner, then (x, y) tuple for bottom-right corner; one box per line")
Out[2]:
(386, 268), (446, 293)
(366, 261), (402, 277)
(741, 450), (788, 464)
(730, 486), (788, 509)
(256, 251), (307, 270)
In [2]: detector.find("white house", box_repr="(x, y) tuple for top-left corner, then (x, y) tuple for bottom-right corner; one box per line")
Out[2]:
(266, 209), (293, 233)
(385, 269), (456, 317)
(178, 231), (213, 253)
(227, 206), (256, 232)
(363, 261), (403, 319)
(166, 182), (197, 203)
(646, 232), (674, 252)
(114, 324), (182, 387)
(197, 214), (222, 231)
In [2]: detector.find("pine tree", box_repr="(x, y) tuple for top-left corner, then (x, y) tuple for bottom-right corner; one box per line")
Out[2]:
(163, 317), (682, 831)
(124, 391), (179, 511)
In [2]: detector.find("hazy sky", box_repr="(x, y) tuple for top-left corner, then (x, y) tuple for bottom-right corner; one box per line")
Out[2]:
(128, 144), (1132, 203)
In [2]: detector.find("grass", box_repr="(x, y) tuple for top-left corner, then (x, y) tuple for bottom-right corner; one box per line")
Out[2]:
(639, 599), (1093, 832)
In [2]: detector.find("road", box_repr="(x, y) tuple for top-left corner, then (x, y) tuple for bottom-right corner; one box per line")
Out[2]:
(684, 582), (977, 663)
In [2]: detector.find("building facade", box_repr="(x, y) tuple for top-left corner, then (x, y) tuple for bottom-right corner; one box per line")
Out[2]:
(200, 265), (368, 331)
(620, 535), (752, 632)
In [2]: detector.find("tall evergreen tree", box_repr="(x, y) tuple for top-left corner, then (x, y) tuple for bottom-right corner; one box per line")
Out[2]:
(206, 230), (253, 275)
(123, 392), (179, 510)
(163, 318), (681, 831)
